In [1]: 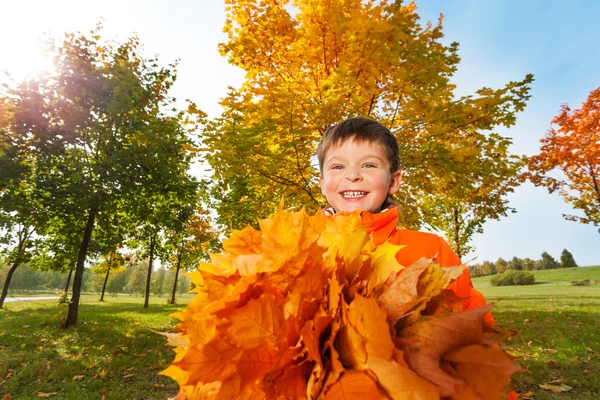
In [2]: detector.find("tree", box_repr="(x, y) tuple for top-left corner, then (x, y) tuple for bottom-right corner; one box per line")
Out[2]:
(539, 251), (560, 270)
(162, 206), (217, 304)
(151, 266), (166, 297)
(91, 251), (127, 301)
(4, 26), (199, 326)
(495, 258), (508, 274)
(527, 87), (600, 228)
(205, 0), (532, 246)
(127, 260), (147, 296)
(522, 258), (536, 271)
(508, 256), (524, 271)
(560, 249), (578, 268)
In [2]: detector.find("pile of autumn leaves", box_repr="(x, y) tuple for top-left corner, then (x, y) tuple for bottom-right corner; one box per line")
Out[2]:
(161, 207), (518, 399)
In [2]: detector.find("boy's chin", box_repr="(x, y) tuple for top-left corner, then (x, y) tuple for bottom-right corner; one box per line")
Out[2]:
(333, 200), (375, 214)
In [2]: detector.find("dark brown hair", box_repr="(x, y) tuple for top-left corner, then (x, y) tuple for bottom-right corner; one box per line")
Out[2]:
(316, 117), (400, 174)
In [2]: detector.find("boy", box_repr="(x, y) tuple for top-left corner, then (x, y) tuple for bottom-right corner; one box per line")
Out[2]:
(317, 117), (492, 323)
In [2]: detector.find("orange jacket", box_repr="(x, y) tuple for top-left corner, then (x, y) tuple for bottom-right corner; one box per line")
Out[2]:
(360, 207), (494, 325)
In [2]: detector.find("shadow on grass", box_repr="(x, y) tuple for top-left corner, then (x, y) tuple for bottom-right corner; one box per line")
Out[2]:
(0, 302), (184, 399)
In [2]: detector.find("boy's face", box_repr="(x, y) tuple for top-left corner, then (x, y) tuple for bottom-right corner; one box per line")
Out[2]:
(319, 139), (401, 214)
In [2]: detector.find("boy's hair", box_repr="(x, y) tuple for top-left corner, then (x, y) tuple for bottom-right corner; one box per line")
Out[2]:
(316, 117), (400, 174)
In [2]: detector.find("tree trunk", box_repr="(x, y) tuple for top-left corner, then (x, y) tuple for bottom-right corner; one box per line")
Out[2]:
(453, 207), (463, 259)
(0, 235), (27, 308)
(0, 261), (21, 308)
(169, 248), (183, 304)
(65, 205), (98, 328)
(99, 266), (110, 302)
(64, 268), (73, 294)
(144, 234), (155, 309)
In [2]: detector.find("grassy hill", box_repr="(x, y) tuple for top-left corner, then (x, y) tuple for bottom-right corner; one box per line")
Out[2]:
(472, 266), (600, 284)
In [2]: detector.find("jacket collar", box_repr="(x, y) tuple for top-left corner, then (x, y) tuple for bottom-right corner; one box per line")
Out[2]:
(322, 205), (398, 245)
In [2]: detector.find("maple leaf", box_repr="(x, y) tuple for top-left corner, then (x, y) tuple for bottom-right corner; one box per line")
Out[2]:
(174, 336), (243, 384)
(222, 293), (284, 349)
(399, 305), (493, 397)
(441, 343), (518, 399)
(223, 224), (262, 255)
(378, 258), (431, 322)
(324, 370), (388, 400)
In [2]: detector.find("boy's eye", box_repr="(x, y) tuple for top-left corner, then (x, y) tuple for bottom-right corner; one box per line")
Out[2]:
(331, 165), (344, 170)
(363, 163), (377, 168)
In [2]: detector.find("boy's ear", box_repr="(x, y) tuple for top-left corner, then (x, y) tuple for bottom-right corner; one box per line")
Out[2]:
(319, 174), (324, 192)
(388, 171), (402, 195)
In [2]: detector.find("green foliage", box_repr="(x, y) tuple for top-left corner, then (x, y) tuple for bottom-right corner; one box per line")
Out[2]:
(540, 251), (561, 270)
(508, 256), (524, 271)
(1, 24), (203, 323)
(561, 249), (578, 268)
(490, 270), (535, 286)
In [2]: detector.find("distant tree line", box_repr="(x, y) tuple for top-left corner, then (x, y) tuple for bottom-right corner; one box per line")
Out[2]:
(0, 261), (191, 298)
(469, 249), (578, 278)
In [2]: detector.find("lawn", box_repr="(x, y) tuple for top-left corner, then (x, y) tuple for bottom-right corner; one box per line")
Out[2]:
(0, 294), (189, 400)
(1, 274), (599, 399)
(473, 267), (600, 400)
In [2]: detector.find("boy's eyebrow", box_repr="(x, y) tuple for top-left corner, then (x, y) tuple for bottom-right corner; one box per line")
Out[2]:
(325, 154), (386, 163)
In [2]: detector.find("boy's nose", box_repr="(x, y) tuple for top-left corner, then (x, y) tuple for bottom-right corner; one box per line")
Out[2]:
(345, 168), (363, 181)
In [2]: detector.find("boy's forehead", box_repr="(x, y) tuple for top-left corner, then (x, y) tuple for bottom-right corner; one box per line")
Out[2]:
(325, 137), (386, 156)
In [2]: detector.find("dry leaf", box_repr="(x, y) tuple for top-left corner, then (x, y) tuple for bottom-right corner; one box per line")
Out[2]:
(324, 370), (388, 399)
(71, 375), (84, 381)
(37, 393), (57, 398)
(539, 383), (573, 392)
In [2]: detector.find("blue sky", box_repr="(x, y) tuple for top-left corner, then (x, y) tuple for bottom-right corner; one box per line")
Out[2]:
(1, 1), (598, 266)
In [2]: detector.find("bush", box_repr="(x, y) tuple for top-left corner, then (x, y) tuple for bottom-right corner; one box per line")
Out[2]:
(490, 270), (535, 286)
(570, 280), (590, 286)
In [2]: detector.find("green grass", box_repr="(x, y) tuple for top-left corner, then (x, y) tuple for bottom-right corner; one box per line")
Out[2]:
(0, 295), (190, 399)
(476, 281), (600, 399)
(2, 280), (599, 399)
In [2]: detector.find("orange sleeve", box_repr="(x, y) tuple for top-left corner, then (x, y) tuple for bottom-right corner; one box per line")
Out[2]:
(437, 237), (495, 325)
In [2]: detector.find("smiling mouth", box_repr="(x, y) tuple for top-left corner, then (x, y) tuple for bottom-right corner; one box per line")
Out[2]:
(341, 191), (368, 198)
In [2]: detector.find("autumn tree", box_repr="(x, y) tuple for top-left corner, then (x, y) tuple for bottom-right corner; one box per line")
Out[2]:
(495, 258), (508, 274)
(4, 26), (199, 326)
(205, 0), (532, 245)
(162, 205), (218, 304)
(91, 251), (127, 302)
(527, 87), (600, 228)
(560, 249), (577, 268)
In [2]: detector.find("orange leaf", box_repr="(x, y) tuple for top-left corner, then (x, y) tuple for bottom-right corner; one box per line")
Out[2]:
(367, 353), (439, 400)
(399, 305), (492, 397)
(347, 295), (395, 359)
(223, 224), (262, 255)
(441, 343), (518, 400)
(378, 258), (431, 321)
(223, 293), (284, 349)
(324, 370), (388, 400)
(174, 336), (243, 384)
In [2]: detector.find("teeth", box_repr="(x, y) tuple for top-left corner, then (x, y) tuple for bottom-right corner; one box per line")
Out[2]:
(342, 191), (367, 198)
